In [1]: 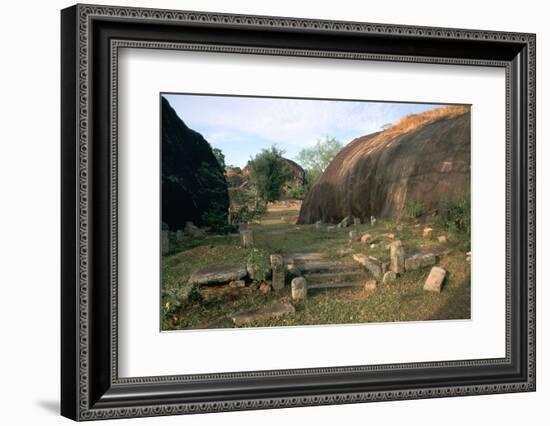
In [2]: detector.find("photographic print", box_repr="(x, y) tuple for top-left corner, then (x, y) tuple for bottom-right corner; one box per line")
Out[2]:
(161, 94), (471, 331)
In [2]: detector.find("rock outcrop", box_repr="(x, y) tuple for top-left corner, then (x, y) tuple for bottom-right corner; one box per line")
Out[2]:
(298, 106), (470, 224)
(162, 97), (229, 230)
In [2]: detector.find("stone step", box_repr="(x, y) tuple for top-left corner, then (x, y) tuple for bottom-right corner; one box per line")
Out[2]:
(308, 281), (365, 290)
(284, 252), (325, 263)
(304, 271), (366, 283)
(293, 261), (361, 273)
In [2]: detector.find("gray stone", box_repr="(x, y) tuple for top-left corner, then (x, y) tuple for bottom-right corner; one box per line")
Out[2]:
(231, 303), (296, 326)
(175, 230), (185, 242)
(370, 215), (377, 225)
(161, 230), (170, 255)
(188, 265), (247, 286)
(184, 221), (204, 237)
(424, 266), (447, 292)
(240, 229), (254, 248)
(349, 230), (358, 241)
(270, 254), (285, 290)
(382, 271), (397, 283)
(315, 220), (323, 229)
(420, 253), (436, 268)
(396, 223), (403, 232)
(327, 225), (336, 232)
(337, 215), (352, 228)
(390, 240), (405, 274)
(405, 254), (422, 272)
(352, 254), (382, 278)
(353, 217), (361, 225)
(291, 277), (308, 300)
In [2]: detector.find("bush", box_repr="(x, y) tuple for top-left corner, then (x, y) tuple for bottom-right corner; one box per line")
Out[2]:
(201, 208), (235, 234)
(249, 146), (291, 203)
(246, 248), (271, 284)
(439, 197), (471, 235)
(285, 182), (307, 200)
(405, 200), (425, 218)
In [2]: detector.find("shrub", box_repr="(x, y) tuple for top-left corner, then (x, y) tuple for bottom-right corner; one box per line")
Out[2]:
(439, 197), (471, 235)
(201, 208), (235, 234)
(246, 248), (271, 284)
(405, 200), (425, 218)
(285, 182), (307, 200)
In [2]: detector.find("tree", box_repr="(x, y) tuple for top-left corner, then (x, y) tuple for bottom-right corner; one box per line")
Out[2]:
(295, 136), (343, 184)
(211, 147), (226, 170)
(248, 146), (291, 203)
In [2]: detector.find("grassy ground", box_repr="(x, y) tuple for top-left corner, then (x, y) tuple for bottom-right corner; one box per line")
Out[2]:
(162, 201), (470, 330)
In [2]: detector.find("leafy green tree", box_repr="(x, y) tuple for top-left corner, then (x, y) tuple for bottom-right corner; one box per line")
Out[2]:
(248, 146), (291, 203)
(211, 147), (226, 170)
(296, 136), (343, 184)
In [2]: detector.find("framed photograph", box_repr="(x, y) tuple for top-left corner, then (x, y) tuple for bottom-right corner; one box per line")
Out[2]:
(61, 4), (536, 421)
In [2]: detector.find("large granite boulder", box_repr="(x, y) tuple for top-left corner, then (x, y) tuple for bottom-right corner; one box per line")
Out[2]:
(298, 106), (470, 224)
(162, 97), (229, 230)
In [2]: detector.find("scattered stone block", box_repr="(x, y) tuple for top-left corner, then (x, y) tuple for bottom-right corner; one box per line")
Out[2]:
(240, 229), (254, 248)
(382, 271), (397, 283)
(370, 243), (377, 249)
(161, 230), (170, 255)
(349, 230), (358, 241)
(370, 216), (377, 225)
(229, 280), (246, 288)
(315, 220), (323, 229)
(405, 255), (422, 272)
(352, 254), (382, 278)
(231, 303), (296, 326)
(353, 217), (361, 225)
(424, 266), (447, 292)
(291, 277), (307, 300)
(259, 281), (272, 295)
(420, 253), (436, 268)
(364, 280), (377, 291)
(327, 225), (336, 232)
(270, 254), (285, 290)
(188, 265), (247, 286)
(360, 233), (372, 244)
(337, 215), (352, 228)
(390, 240), (405, 274)
(466, 251), (471, 263)
(396, 223), (403, 232)
(422, 227), (433, 239)
(437, 235), (448, 244)
(184, 221), (204, 237)
(175, 230), (185, 242)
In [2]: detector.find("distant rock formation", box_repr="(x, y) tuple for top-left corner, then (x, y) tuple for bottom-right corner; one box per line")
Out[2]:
(162, 97), (229, 230)
(298, 106), (470, 224)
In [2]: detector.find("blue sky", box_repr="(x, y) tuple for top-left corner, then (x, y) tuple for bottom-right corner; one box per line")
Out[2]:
(163, 94), (441, 168)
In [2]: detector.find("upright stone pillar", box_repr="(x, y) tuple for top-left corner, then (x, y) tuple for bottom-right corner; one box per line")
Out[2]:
(240, 229), (254, 248)
(390, 240), (405, 274)
(270, 254), (285, 290)
(161, 230), (170, 255)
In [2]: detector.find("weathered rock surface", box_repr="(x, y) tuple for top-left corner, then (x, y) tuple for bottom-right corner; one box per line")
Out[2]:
(404, 253), (436, 272)
(298, 106), (470, 224)
(231, 303), (296, 326)
(270, 254), (285, 290)
(424, 266), (447, 292)
(382, 271), (397, 283)
(161, 97), (229, 230)
(188, 265), (247, 286)
(390, 240), (405, 274)
(352, 254), (382, 278)
(291, 277), (307, 300)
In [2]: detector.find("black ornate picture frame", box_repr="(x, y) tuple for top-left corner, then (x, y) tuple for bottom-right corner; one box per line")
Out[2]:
(61, 4), (536, 421)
